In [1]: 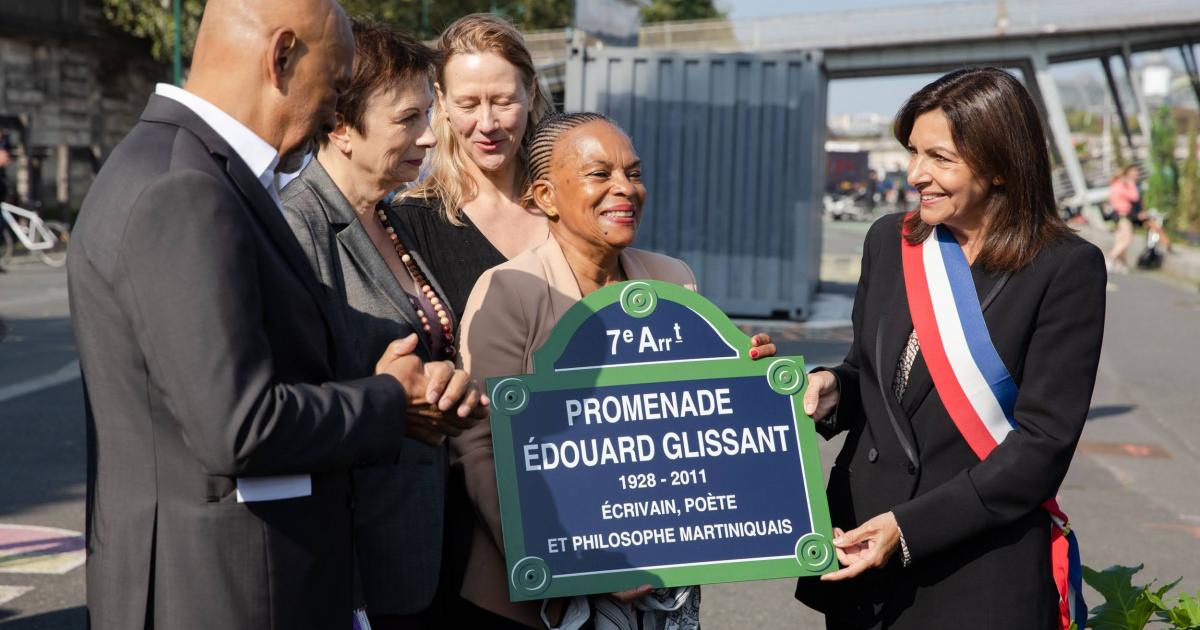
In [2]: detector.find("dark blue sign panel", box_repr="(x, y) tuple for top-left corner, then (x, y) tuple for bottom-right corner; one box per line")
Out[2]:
(488, 281), (834, 601)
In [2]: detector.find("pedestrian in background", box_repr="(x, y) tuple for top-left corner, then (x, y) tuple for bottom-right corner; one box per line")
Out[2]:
(796, 67), (1105, 630)
(1107, 164), (1139, 273)
(67, 1), (479, 628)
(279, 19), (487, 630)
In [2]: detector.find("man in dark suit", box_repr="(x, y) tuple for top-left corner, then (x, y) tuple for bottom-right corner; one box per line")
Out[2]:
(67, 1), (482, 628)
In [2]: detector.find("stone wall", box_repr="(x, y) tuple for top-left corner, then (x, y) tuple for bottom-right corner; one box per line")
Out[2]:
(0, 33), (164, 212)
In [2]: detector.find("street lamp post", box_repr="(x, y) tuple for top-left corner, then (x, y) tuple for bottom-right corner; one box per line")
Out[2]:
(172, 0), (183, 86)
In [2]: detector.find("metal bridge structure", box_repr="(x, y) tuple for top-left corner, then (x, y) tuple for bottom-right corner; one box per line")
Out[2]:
(533, 0), (1200, 209)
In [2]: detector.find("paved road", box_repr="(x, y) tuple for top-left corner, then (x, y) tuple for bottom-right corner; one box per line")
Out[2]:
(1, 218), (1198, 628)
(0, 262), (86, 628)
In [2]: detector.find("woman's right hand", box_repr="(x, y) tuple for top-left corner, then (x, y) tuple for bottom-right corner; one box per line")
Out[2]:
(803, 370), (840, 421)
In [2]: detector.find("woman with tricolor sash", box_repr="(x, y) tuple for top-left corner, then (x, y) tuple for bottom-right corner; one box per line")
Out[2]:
(793, 67), (1106, 630)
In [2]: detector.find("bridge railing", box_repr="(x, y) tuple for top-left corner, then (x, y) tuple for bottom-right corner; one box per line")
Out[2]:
(522, 0), (1200, 61)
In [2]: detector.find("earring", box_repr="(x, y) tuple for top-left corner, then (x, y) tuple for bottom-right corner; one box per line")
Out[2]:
(544, 207), (559, 219)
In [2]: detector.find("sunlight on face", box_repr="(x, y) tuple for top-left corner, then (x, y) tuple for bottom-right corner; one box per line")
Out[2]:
(905, 109), (992, 233)
(439, 52), (530, 174)
(547, 120), (646, 252)
(348, 80), (435, 189)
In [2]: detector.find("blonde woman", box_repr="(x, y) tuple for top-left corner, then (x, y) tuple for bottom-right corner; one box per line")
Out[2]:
(394, 13), (555, 322)
(390, 13), (554, 628)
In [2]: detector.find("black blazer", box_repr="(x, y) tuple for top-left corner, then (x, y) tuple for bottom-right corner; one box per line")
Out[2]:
(68, 95), (409, 630)
(795, 212), (1106, 630)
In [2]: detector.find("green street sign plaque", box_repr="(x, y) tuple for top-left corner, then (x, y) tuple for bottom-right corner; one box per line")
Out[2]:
(487, 280), (835, 602)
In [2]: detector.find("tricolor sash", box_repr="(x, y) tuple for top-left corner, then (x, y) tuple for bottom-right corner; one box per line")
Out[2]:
(901, 221), (1086, 630)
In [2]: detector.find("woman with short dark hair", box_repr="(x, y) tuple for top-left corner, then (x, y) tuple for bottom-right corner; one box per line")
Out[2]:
(280, 19), (485, 630)
(795, 67), (1105, 630)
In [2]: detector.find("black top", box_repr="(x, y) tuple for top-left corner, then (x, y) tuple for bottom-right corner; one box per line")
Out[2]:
(794, 212), (1106, 630)
(390, 195), (508, 324)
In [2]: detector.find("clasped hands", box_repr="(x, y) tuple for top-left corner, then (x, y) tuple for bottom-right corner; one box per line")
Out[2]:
(374, 334), (488, 446)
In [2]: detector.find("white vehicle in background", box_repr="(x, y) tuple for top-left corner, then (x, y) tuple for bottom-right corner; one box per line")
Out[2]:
(1, 201), (69, 268)
(823, 192), (875, 221)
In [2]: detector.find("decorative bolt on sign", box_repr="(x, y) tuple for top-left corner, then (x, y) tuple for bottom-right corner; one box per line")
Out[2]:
(488, 280), (835, 601)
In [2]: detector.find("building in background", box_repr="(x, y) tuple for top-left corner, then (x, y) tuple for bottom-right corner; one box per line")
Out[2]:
(0, 0), (164, 220)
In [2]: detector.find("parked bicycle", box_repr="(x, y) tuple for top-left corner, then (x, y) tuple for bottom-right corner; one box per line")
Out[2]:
(1, 201), (70, 268)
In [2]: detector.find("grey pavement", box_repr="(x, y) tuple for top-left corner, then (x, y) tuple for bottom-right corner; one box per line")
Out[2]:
(0, 260), (86, 629)
(1, 218), (1198, 629)
(1075, 217), (1200, 285)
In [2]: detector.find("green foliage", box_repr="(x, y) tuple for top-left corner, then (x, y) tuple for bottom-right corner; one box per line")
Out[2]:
(342, 0), (573, 38)
(1150, 590), (1200, 629)
(1110, 122), (1130, 170)
(641, 0), (724, 23)
(101, 0), (205, 64)
(1067, 109), (1103, 135)
(1084, 564), (1177, 630)
(1082, 564), (1200, 629)
(1176, 121), (1200, 234)
(1144, 105), (1178, 216)
(100, 0), (577, 59)
(99, 0), (730, 56)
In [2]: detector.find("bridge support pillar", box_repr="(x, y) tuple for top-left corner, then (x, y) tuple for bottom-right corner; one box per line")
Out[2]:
(1120, 43), (1154, 158)
(1030, 50), (1093, 217)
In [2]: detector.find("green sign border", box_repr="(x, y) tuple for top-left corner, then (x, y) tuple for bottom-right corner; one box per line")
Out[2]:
(487, 280), (835, 601)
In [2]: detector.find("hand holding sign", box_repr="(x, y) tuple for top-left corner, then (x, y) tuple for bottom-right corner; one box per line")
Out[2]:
(803, 370), (840, 421)
(821, 512), (902, 582)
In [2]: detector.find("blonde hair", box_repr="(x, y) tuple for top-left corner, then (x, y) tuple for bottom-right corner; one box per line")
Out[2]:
(403, 13), (555, 225)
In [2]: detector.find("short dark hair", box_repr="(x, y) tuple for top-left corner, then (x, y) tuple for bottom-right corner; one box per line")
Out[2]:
(894, 67), (1071, 272)
(335, 19), (440, 138)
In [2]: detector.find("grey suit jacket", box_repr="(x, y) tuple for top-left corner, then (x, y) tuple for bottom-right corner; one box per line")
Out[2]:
(280, 157), (450, 615)
(68, 95), (409, 630)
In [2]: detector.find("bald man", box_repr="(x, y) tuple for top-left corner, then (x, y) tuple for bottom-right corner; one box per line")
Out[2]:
(68, 1), (483, 628)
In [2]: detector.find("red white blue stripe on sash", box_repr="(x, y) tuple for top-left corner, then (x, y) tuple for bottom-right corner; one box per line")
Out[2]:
(901, 221), (1086, 630)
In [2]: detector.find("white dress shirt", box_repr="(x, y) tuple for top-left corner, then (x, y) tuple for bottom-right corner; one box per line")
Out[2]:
(155, 83), (284, 210)
(155, 83), (308, 503)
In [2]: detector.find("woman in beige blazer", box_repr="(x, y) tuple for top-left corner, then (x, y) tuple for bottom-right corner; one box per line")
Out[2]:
(457, 112), (777, 629)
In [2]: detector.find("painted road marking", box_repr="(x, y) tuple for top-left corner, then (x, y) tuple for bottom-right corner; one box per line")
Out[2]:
(1076, 441), (1171, 459)
(0, 360), (80, 404)
(0, 524), (85, 575)
(1146, 522), (1200, 540)
(0, 585), (34, 607)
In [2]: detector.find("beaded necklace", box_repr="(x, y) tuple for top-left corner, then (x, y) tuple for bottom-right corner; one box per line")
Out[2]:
(374, 205), (456, 360)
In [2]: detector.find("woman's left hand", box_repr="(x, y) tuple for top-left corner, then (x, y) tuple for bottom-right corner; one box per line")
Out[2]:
(748, 333), (776, 360)
(820, 511), (902, 582)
